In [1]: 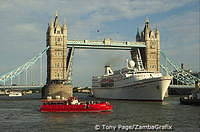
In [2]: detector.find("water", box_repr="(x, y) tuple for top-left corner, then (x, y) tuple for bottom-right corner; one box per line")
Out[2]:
(0, 93), (199, 132)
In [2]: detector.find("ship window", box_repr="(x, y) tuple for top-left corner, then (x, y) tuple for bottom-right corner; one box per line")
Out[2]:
(100, 79), (114, 87)
(101, 83), (114, 87)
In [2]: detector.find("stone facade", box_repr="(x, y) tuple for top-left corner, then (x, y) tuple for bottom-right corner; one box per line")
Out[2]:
(132, 19), (160, 72)
(42, 14), (72, 99)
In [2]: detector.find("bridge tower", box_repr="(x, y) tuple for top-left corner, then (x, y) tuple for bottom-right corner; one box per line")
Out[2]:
(42, 14), (73, 99)
(131, 19), (160, 72)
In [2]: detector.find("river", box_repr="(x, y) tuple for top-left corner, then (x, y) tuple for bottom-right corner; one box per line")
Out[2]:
(0, 93), (199, 132)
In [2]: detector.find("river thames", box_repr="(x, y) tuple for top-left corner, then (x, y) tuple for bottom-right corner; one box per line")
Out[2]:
(0, 93), (199, 132)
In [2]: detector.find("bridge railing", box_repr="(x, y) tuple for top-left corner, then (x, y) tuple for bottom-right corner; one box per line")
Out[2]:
(67, 40), (145, 47)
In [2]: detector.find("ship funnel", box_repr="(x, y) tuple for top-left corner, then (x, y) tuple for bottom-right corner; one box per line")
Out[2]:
(104, 65), (114, 76)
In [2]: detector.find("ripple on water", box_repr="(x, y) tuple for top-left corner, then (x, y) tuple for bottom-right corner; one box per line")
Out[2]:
(0, 95), (199, 132)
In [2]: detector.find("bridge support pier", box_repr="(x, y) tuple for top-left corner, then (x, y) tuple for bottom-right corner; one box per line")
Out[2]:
(42, 83), (72, 99)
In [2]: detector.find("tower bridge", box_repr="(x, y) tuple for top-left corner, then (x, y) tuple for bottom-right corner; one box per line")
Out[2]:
(42, 14), (160, 99)
(0, 14), (199, 98)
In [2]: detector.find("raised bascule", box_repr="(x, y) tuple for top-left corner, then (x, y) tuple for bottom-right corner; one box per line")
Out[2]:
(42, 14), (161, 99)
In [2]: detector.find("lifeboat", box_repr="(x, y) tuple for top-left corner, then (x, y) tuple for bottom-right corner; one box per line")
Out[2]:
(40, 97), (112, 112)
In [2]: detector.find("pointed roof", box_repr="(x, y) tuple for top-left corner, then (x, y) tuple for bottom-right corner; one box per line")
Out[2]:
(145, 17), (150, 24)
(144, 17), (151, 32)
(136, 27), (140, 37)
(54, 12), (59, 27)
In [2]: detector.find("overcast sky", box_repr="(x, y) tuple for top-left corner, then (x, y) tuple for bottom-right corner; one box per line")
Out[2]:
(0, 0), (199, 86)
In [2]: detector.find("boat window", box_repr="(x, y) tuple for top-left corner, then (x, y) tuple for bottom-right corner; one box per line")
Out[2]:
(101, 82), (114, 87)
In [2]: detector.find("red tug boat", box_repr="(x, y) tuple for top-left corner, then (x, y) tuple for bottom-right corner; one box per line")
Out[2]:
(40, 97), (112, 112)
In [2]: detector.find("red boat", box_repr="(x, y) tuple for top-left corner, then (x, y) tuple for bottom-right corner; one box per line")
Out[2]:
(40, 97), (112, 112)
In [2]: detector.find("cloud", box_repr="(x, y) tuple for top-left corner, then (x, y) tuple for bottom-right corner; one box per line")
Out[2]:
(65, 0), (194, 40)
(14, 23), (39, 33)
(159, 11), (199, 43)
(157, 10), (200, 72)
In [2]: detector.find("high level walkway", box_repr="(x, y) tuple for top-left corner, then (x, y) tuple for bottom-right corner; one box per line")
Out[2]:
(67, 39), (145, 50)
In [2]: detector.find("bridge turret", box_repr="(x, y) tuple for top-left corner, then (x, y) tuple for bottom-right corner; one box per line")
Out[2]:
(136, 27), (141, 42)
(43, 13), (72, 99)
(144, 18), (151, 41)
(155, 26), (160, 40)
(62, 24), (67, 36)
(49, 21), (54, 36)
(149, 30), (155, 38)
(54, 13), (59, 27)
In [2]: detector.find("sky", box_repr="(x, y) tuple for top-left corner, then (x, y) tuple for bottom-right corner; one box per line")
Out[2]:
(0, 0), (199, 86)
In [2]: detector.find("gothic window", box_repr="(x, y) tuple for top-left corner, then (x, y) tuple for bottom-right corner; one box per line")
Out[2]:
(54, 63), (60, 67)
(54, 72), (57, 78)
(56, 39), (61, 45)
(57, 31), (60, 34)
(57, 73), (59, 78)
(151, 65), (156, 68)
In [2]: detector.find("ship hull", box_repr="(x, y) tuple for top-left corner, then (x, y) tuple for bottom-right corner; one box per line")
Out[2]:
(92, 76), (172, 101)
(40, 103), (112, 112)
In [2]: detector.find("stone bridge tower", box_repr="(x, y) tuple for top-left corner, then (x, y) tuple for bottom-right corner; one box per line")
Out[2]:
(42, 14), (72, 99)
(131, 19), (160, 72)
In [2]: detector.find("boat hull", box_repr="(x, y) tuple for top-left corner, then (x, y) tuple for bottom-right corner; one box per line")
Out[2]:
(40, 103), (112, 112)
(180, 98), (200, 105)
(92, 76), (172, 101)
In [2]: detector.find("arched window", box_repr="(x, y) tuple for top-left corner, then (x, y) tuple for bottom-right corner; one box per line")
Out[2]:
(57, 73), (59, 78)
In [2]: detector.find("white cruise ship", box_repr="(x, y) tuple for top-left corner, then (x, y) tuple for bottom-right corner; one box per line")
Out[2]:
(92, 50), (172, 101)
